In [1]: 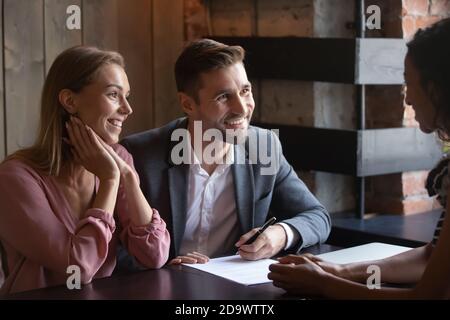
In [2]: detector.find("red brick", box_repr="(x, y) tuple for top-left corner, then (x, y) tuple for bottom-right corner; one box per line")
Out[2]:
(403, 15), (442, 38)
(403, 0), (430, 16)
(402, 171), (429, 196)
(430, 0), (450, 16)
(403, 105), (416, 120)
(402, 196), (435, 214)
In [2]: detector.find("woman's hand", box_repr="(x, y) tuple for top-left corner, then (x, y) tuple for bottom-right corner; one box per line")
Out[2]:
(66, 116), (119, 181)
(277, 254), (345, 278)
(268, 255), (330, 296)
(168, 252), (210, 265)
(94, 135), (135, 179)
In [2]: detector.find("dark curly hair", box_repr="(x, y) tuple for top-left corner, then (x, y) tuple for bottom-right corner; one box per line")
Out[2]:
(407, 17), (450, 141)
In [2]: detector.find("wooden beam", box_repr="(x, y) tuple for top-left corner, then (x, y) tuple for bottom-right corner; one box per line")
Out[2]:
(254, 123), (358, 174)
(254, 123), (442, 177)
(212, 37), (406, 85)
(4, 0), (45, 155)
(358, 127), (442, 176)
(356, 38), (407, 85)
(213, 36), (356, 83)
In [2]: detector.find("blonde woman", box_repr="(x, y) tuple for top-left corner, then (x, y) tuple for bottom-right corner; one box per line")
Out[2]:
(0, 46), (170, 295)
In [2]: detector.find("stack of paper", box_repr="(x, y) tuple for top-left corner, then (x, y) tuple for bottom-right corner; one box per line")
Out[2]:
(183, 255), (276, 286)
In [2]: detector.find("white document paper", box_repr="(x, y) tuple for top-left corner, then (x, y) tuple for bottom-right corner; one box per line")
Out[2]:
(316, 242), (412, 264)
(183, 255), (276, 286)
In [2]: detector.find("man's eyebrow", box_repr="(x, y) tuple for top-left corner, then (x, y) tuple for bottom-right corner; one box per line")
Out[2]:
(213, 88), (232, 97)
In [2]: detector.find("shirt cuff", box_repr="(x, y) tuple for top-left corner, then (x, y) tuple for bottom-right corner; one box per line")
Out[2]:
(277, 222), (300, 250)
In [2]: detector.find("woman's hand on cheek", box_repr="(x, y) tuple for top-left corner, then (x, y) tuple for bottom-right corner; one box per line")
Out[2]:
(66, 116), (120, 181)
(94, 135), (134, 178)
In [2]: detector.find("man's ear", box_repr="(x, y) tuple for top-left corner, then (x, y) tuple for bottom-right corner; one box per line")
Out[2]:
(58, 89), (77, 114)
(178, 92), (197, 116)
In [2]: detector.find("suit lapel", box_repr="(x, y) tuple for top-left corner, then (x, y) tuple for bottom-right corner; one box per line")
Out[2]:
(232, 143), (255, 233)
(166, 118), (190, 256)
(168, 164), (188, 256)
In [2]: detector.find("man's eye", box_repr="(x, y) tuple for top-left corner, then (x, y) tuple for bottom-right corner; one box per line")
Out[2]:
(242, 88), (251, 95)
(216, 94), (228, 102)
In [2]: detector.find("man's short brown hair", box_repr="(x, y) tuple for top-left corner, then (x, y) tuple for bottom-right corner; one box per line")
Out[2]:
(174, 38), (245, 103)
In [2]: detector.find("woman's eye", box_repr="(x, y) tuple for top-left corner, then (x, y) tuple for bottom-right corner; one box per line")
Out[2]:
(108, 92), (118, 99)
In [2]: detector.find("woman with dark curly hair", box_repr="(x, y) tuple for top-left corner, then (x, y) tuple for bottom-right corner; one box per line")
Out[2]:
(268, 17), (450, 299)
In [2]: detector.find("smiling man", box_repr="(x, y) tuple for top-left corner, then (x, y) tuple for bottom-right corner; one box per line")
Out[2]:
(120, 39), (331, 264)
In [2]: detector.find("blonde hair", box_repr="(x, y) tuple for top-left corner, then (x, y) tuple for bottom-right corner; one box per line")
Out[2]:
(6, 46), (125, 176)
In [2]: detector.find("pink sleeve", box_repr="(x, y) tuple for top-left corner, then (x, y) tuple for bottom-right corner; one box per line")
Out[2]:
(113, 144), (170, 269)
(0, 161), (116, 284)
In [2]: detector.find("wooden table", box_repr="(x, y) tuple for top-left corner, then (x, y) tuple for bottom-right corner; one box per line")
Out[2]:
(3, 244), (340, 300)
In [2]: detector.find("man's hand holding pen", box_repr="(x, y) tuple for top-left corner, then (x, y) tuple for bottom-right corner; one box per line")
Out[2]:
(235, 217), (288, 260)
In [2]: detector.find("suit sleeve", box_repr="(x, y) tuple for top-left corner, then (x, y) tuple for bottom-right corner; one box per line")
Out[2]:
(269, 132), (331, 251)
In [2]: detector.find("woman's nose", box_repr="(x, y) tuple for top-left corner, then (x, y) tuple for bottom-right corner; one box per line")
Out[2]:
(120, 98), (133, 115)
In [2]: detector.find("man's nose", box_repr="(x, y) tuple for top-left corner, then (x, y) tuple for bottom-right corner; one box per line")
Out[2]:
(231, 96), (247, 115)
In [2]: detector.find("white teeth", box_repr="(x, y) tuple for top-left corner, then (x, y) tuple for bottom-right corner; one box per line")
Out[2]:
(108, 119), (122, 128)
(226, 118), (245, 125)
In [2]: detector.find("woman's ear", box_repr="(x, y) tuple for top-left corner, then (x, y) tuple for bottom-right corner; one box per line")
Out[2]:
(58, 89), (77, 115)
(178, 92), (196, 116)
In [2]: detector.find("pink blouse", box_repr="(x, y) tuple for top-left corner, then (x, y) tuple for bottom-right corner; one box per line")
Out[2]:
(0, 144), (170, 295)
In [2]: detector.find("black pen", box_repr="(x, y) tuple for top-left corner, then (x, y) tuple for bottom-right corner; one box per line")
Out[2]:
(242, 217), (277, 246)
